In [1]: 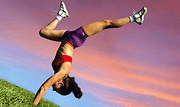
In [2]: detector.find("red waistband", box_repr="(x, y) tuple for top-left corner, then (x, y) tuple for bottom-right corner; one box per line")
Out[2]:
(66, 41), (74, 48)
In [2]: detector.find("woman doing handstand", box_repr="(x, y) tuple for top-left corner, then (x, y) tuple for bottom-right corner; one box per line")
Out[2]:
(33, 1), (147, 105)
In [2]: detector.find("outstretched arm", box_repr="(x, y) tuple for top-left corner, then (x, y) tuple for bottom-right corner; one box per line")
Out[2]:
(33, 75), (55, 105)
(33, 62), (71, 106)
(33, 72), (65, 105)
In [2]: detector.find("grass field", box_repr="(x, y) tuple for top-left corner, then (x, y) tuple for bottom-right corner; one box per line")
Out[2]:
(0, 78), (60, 107)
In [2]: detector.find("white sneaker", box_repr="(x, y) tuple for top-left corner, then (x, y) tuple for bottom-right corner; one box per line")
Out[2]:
(57, 1), (69, 18)
(133, 7), (147, 25)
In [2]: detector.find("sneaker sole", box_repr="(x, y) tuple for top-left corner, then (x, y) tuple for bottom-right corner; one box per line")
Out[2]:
(61, 1), (69, 17)
(140, 7), (147, 25)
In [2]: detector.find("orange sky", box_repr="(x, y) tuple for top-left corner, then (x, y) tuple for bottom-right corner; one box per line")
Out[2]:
(0, 0), (180, 107)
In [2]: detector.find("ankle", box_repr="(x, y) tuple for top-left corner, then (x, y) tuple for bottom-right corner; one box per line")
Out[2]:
(56, 15), (62, 21)
(129, 15), (134, 23)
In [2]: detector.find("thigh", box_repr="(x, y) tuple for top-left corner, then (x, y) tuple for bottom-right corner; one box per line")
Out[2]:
(40, 29), (67, 41)
(82, 20), (112, 37)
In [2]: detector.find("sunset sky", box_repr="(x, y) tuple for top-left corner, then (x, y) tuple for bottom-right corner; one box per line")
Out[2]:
(0, 0), (180, 107)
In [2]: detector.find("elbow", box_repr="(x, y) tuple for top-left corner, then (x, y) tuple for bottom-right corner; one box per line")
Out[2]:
(40, 85), (48, 92)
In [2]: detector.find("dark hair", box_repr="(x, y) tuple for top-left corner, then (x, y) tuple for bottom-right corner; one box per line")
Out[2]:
(54, 75), (83, 99)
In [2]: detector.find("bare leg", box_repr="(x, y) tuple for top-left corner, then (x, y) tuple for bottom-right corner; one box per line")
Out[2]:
(82, 17), (130, 37)
(39, 19), (67, 41)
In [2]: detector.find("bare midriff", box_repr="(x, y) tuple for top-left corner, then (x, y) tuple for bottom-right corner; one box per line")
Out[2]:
(57, 41), (74, 57)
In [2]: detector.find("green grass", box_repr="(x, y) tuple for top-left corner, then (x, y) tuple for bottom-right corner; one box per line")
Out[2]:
(0, 79), (60, 107)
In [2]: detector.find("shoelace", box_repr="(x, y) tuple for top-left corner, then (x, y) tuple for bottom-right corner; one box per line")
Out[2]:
(133, 9), (136, 14)
(133, 9), (143, 17)
(60, 5), (67, 15)
(136, 8), (144, 16)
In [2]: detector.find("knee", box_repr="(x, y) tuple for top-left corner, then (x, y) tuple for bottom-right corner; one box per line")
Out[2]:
(101, 20), (113, 29)
(39, 29), (44, 37)
(39, 28), (46, 38)
(101, 20), (113, 26)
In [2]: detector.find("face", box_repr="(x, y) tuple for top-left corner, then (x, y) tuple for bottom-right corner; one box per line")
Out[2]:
(53, 80), (64, 90)
(52, 75), (69, 90)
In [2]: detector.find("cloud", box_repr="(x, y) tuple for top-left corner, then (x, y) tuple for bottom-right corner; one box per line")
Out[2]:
(74, 47), (180, 82)
(72, 68), (180, 104)
(85, 89), (150, 107)
(110, 99), (148, 107)
(70, 48), (180, 104)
